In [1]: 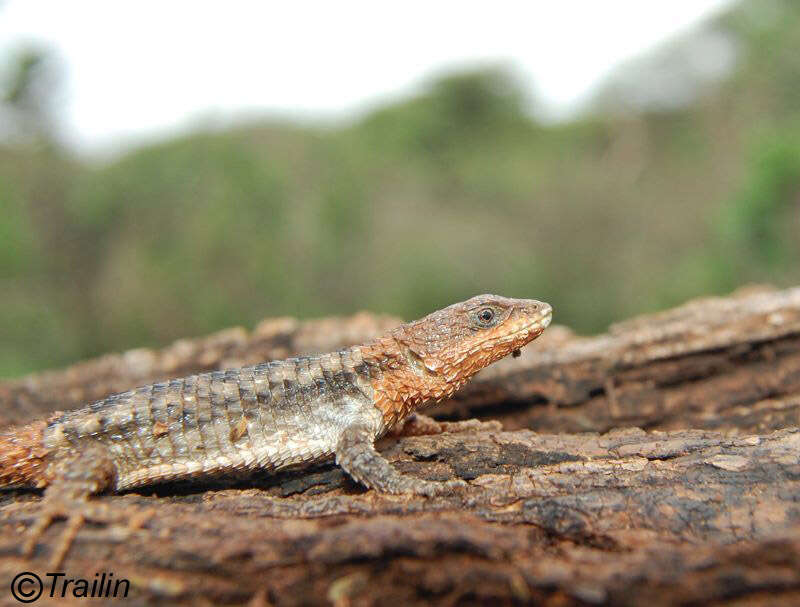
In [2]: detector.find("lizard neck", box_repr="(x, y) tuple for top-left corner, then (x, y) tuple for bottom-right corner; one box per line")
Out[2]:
(355, 335), (464, 429)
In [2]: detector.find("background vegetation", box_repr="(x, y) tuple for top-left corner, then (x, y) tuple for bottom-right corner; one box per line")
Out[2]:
(1, 0), (799, 378)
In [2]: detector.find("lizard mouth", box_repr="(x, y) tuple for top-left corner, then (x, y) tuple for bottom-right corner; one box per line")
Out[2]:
(517, 309), (552, 334)
(498, 310), (553, 348)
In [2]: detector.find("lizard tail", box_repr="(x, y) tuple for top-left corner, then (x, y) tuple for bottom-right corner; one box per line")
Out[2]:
(0, 420), (49, 488)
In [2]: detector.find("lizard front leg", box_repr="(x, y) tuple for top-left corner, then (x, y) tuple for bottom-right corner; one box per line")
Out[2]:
(335, 424), (467, 496)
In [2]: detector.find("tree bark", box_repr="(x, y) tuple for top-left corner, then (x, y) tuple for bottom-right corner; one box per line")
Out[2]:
(1, 286), (799, 606)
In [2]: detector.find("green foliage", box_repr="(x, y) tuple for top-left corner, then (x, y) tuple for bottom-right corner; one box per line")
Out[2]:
(361, 69), (530, 158)
(0, 177), (37, 276)
(713, 125), (800, 286)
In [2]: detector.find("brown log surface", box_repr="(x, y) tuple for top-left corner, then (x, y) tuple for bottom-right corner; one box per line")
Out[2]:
(1, 286), (800, 606)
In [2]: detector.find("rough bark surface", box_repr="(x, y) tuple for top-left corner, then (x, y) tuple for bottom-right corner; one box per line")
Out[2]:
(1, 286), (799, 606)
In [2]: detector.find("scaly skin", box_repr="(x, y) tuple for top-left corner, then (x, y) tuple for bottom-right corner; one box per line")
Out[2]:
(0, 294), (552, 565)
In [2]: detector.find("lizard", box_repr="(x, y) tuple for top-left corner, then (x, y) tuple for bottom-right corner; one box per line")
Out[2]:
(0, 294), (552, 565)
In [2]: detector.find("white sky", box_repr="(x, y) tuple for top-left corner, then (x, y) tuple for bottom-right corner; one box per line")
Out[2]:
(0, 0), (735, 155)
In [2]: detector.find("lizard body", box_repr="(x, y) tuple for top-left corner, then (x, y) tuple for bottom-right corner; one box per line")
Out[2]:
(0, 295), (551, 562)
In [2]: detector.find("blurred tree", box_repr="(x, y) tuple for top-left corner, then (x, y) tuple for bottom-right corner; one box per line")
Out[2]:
(0, 46), (79, 376)
(360, 68), (534, 161)
(715, 126), (800, 284)
(0, 47), (60, 144)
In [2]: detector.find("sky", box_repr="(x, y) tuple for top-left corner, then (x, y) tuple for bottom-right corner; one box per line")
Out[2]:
(0, 0), (735, 155)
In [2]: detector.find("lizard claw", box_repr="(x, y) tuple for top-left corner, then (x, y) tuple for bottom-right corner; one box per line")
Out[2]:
(22, 498), (154, 569)
(22, 500), (87, 569)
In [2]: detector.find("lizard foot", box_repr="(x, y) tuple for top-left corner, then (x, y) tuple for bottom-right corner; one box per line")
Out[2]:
(337, 423), (470, 497)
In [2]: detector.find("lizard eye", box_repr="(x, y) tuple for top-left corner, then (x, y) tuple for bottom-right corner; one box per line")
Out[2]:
(476, 307), (496, 325)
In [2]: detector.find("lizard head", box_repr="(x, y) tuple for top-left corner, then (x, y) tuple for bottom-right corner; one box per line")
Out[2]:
(393, 294), (552, 386)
